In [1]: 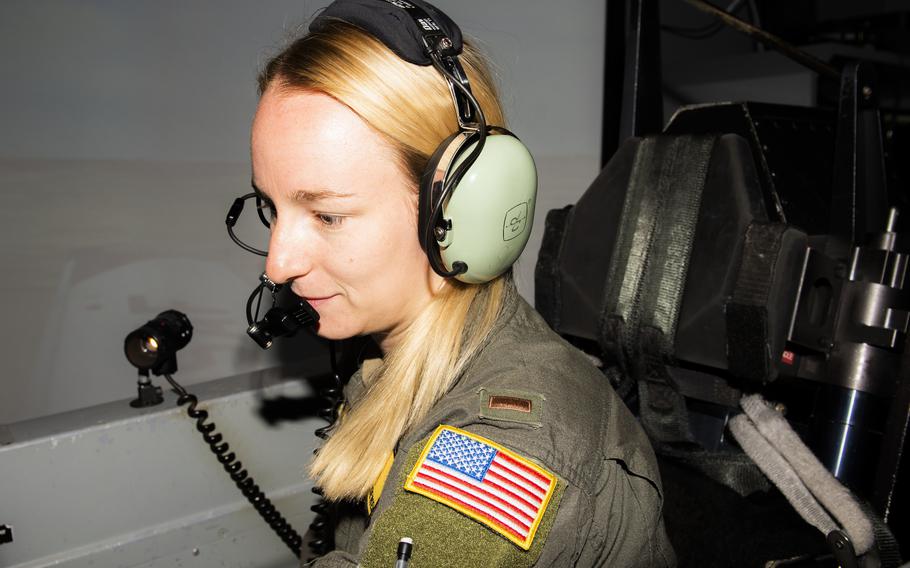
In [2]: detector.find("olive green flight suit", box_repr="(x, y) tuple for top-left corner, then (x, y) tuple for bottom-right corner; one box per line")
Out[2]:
(306, 290), (676, 567)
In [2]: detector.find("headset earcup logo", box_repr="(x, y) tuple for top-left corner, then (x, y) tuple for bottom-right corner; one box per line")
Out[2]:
(503, 201), (530, 241)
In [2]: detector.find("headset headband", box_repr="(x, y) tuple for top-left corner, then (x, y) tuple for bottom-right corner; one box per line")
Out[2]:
(310, 0), (479, 127)
(310, 0), (462, 65)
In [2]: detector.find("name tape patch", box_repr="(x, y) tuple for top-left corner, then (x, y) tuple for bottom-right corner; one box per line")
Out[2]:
(489, 395), (532, 413)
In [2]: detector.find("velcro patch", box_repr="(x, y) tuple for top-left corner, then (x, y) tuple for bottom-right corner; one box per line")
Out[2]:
(404, 425), (557, 550)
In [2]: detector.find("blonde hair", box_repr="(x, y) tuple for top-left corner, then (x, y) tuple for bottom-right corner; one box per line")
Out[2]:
(259, 21), (512, 500)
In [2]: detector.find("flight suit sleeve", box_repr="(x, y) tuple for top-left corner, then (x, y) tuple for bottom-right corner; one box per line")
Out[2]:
(306, 425), (673, 567)
(584, 459), (676, 567)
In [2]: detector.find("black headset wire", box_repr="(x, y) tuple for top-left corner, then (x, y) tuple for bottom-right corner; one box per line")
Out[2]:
(163, 372), (304, 558)
(254, 285), (265, 322)
(308, 340), (344, 558)
(246, 282), (266, 326)
(228, 226), (267, 257)
(226, 192), (269, 257)
(240, 272), (338, 560)
(255, 194), (272, 229)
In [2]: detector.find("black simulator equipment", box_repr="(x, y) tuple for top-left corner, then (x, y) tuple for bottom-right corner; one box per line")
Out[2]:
(537, 0), (908, 565)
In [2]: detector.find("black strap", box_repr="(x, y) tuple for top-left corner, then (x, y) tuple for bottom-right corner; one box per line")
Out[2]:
(598, 134), (773, 497)
(600, 135), (717, 445)
(725, 222), (790, 383)
(859, 499), (904, 567)
(660, 444), (770, 497)
(535, 205), (573, 331)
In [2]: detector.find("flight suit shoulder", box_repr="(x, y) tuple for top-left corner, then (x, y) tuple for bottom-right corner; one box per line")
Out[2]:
(453, 300), (618, 493)
(481, 298), (663, 491)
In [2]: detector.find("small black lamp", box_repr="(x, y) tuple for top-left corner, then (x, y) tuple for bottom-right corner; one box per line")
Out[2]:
(124, 310), (193, 407)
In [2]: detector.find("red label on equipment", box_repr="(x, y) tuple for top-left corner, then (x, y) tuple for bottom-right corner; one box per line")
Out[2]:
(781, 350), (795, 365)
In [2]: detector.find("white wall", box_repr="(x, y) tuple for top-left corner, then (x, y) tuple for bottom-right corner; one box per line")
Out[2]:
(0, 0), (606, 424)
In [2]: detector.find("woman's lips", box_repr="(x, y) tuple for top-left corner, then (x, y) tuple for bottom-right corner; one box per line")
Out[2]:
(303, 295), (337, 307)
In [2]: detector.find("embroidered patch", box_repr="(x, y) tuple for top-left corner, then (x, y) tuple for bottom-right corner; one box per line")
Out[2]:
(404, 425), (557, 550)
(478, 389), (545, 426)
(489, 395), (532, 413)
(367, 451), (395, 515)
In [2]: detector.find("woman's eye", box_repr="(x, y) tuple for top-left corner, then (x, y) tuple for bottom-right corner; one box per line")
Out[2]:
(316, 213), (344, 227)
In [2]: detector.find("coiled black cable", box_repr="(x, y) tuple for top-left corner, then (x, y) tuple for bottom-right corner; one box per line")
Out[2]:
(164, 373), (303, 559)
(307, 341), (344, 558)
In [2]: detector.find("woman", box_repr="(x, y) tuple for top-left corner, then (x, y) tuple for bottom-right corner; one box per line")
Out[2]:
(252, 1), (674, 566)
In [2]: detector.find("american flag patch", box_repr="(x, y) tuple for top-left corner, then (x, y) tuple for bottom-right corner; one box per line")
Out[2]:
(404, 425), (557, 550)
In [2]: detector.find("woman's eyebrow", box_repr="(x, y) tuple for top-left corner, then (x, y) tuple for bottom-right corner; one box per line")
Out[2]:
(250, 180), (354, 203)
(291, 189), (355, 202)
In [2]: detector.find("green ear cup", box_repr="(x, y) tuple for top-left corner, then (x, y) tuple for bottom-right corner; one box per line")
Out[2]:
(439, 133), (538, 284)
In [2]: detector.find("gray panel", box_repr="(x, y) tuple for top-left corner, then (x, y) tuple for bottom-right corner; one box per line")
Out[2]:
(0, 368), (321, 567)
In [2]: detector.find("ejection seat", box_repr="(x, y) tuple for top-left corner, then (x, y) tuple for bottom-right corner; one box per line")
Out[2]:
(534, 102), (907, 567)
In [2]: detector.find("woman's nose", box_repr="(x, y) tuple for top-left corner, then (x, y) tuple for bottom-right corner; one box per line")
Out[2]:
(264, 220), (310, 285)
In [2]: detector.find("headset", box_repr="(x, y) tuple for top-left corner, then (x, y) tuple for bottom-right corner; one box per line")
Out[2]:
(225, 0), (539, 339)
(310, 0), (539, 284)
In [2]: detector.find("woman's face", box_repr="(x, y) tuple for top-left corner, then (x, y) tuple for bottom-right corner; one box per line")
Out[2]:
(251, 88), (443, 351)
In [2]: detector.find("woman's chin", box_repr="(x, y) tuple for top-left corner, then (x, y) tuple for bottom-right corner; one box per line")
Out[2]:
(313, 322), (358, 342)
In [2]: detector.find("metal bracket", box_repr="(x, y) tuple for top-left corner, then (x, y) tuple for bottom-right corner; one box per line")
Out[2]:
(826, 529), (859, 568)
(427, 47), (477, 130)
(829, 62), (889, 259)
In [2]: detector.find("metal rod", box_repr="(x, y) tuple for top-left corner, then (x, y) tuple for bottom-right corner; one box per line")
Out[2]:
(601, 0), (627, 167)
(680, 0), (840, 80)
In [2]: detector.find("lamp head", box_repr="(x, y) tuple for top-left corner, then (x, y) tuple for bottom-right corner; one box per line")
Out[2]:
(124, 310), (193, 376)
